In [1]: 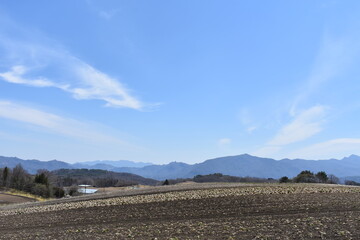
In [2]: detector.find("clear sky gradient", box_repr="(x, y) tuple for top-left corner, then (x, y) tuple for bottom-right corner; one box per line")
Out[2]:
(1, 0), (360, 163)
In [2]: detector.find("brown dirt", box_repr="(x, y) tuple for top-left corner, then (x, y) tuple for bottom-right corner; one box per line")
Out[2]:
(0, 193), (36, 205)
(1, 183), (360, 239)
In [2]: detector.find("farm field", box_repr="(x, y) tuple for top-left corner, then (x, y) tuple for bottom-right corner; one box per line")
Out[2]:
(1, 183), (360, 239)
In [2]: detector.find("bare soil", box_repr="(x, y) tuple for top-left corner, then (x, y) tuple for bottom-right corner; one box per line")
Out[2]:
(1, 183), (360, 239)
(0, 193), (36, 205)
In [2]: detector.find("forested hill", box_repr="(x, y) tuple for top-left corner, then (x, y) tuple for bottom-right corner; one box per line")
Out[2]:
(51, 169), (159, 186)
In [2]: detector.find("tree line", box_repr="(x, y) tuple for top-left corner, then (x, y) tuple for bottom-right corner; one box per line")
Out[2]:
(0, 166), (159, 198)
(163, 171), (343, 185)
(163, 173), (277, 185)
(0, 164), (64, 198)
(279, 170), (340, 184)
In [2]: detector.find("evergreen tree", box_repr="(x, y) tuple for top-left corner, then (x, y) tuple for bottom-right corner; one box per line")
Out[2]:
(315, 171), (328, 183)
(279, 176), (290, 183)
(2, 167), (9, 187)
(163, 179), (169, 185)
(34, 172), (49, 186)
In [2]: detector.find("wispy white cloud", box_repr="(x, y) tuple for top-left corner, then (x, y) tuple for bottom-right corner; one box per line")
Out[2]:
(85, 0), (120, 20)
(290, 35), (357, 116)
(254, 105), (327, 157)
(238, 108), (258, 134)
(72, 63), (142, 109)
(252, 146), (282, 158)
(98, 9), (120, 20)
(239, 109), (251, 125)
(246, 126), (257, 134)
(255, 33), (358, 158)
(268, 105), (327, 146)
(0, 65), (68, 89)
(289, 138), (360, 160)
(0, 100), (124, 143)
(0, 18), (146, 110)
(0, 62), (144, 109)
(218, 138), (231, 146)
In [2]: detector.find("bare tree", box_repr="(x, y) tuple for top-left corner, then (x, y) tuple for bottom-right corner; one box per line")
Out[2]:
(10, 164), (28, 190)
(328, 174), (340, 184)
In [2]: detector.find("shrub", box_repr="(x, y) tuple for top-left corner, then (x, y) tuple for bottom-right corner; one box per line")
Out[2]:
(68, 186), (79, 196)
(279, 176), (290, 183)
(53, 186), (65, 198)
(34, 173), (49, 186)
(31, 183), (51, 198)
(315, 171), (328, 183)
(294, 170), (317, 183)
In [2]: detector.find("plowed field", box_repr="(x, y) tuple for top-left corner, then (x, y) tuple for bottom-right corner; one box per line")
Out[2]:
(1, 183), (360, 239)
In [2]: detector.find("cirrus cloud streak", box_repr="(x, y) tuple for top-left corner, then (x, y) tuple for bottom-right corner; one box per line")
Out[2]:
(0, 20), (146, 110)
(0, 100), (125, 144)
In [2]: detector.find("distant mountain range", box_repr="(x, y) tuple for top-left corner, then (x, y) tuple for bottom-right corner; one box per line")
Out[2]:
(112, 154), (360, 180)
(0, 156), (153, 174)
(1, 154), (360, 181)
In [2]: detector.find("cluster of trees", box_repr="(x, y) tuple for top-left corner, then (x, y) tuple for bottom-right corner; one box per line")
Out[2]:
(55, 175), (137, 188)
(0, 165), (65, 198)
(163, 173), (277, 185)
(193, 173), (276, 183)
(279, 170), (339, 184)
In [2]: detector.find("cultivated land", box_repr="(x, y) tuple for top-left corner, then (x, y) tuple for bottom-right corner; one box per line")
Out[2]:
(1, 183), (360, 239)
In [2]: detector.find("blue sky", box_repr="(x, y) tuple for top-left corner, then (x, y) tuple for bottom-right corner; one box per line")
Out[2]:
(1, 0), (360, 163)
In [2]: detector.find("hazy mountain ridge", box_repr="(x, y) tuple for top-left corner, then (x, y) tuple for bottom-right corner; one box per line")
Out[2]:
(76, 160), (153, 168)
(107, 154), (360, 180)
(113, 162), (192, 180)
(0, 156), (71, 173)
(1, 154), (360, 181)
(0, 156), (153, 174)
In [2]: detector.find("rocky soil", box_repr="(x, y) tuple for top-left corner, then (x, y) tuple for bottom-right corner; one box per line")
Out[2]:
(1, 183), (360, 239)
